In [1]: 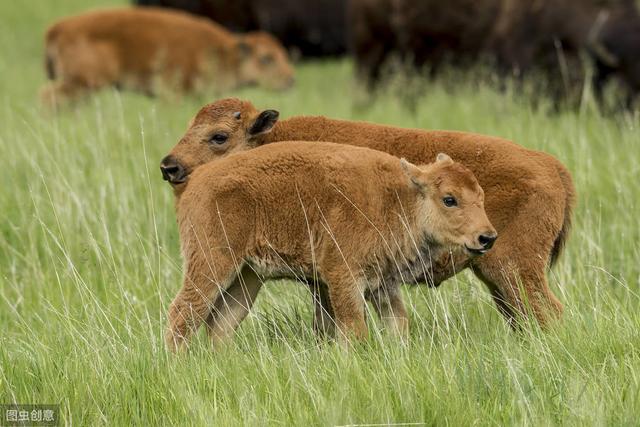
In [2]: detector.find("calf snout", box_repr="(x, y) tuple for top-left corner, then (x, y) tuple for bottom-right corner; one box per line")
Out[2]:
(160, 155), (186, 184)
(478, 232), (497, 250)
(465, 230), (498, 256)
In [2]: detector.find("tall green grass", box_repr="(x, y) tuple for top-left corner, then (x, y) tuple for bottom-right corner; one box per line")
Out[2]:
(1, 0), (639, 425)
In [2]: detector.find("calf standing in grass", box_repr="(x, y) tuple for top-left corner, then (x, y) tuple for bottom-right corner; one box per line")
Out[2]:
(41, 7), (294, 108)
(161, 98), (575, 331)
(165, 142), (496, 350)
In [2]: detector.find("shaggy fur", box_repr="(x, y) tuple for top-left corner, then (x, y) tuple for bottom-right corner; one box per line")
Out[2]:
(165, 141), (495, 350)
(349, 0), (640, 103)
(40, 7), (294, 108)
(162, 98), (576, 329)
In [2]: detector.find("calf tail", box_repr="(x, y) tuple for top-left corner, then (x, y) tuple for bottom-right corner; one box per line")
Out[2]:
(45, 51), (56, 80)
(549, 162), (576, 268)
(44, 25), (61, 80)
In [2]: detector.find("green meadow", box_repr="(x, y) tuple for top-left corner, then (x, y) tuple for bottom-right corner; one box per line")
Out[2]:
(1, 0), (639, 425)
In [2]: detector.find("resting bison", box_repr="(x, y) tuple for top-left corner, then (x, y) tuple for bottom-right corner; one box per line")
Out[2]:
(161, 98), (575, 331)
(350, 0), (640, 105)
(40, 7), (294, 108)
(134, 0), (348, 57)
(165, 140), (495, 350)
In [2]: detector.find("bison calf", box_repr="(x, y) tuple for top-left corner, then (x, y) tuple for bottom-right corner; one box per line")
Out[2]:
(41, 7), (294, 108)
(161, 98), (574, 330)
(165, 142), (495, 350)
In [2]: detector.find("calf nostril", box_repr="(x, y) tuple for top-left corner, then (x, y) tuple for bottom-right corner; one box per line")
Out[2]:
(478, 234), (497, 249)
(159, 161), (184, 182)
(161, 164), (178, 173)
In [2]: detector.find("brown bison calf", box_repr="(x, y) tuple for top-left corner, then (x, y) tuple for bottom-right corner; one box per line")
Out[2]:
(161, 98), (575, 330)
(41, 7), (294, 108)
(165, 141), (495, 350)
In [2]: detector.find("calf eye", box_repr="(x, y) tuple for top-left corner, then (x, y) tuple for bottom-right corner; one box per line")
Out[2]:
(443, 196), (457, 207)
(260, 55), (274, 65)
(209, 133), (228, 144)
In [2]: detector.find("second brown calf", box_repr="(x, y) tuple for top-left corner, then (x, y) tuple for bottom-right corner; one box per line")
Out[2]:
(162, 98), (575, 331)
(41, 7), (294, 108)
(166, 141), (495, 350)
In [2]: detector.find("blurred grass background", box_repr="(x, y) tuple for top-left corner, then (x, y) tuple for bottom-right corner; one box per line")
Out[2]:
(1, 0), (639, 425)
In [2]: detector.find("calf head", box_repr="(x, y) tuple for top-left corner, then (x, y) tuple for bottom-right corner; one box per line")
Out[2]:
(233, 32), (295, 91)
(160, 98), (278, 187)
(401, 154), (497, 256)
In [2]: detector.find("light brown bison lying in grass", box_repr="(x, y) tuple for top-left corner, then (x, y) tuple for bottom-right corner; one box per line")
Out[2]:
(40, 7), (294, 108)
(161, 98), (576, 331)
(165, 141), (495, 350)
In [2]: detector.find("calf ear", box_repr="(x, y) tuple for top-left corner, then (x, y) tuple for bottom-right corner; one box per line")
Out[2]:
(236, 38), (253, 58)
(436, 153), (453, 164)
(400, 158), (427, 190)
(186, 116), (195, 130)
(249, 109), (279, 135)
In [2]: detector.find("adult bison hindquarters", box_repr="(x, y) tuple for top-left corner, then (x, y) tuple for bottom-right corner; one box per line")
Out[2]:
(350, 0), (640, 107)
(133, 0), (348, 57)
(163, 98), (576, 329)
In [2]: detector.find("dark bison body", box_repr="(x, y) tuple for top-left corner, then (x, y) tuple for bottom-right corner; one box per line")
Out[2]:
(588, 5), (640, 105)
(350, 0), (640, 105)
(134, 0), (348, 57)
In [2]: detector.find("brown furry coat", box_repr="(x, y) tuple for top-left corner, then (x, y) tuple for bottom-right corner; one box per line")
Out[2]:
(162, 98), (576, 329)
(166, 141), (495, 349)
(41, 7), (294, 107)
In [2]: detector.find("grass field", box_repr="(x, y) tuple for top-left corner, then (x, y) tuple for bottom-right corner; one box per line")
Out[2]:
(1, 1), (640, 425)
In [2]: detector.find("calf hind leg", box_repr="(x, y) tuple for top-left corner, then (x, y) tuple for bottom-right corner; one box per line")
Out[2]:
(40, 81), (90, 110)
(42, 40), (120, 109)
(472, 225), (564, 329)
(165, 251), (238, 352)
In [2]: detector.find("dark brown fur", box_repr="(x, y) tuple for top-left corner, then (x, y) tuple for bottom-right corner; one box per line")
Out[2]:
(350, 0), (640, 104)
(134, 0), (349, 57)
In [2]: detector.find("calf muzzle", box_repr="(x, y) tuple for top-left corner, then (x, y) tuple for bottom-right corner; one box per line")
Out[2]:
(465, 231), (498, 255)
(478, 233), (497, 250)
(160, 155), (187, 184)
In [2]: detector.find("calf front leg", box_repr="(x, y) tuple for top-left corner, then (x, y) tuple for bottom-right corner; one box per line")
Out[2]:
(310, 280), (336, 339)
(325, 273), (368, 344)
(366, 286), (409, 338)
(310, 281), (409, 339)
(206, 266), (264, 347)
